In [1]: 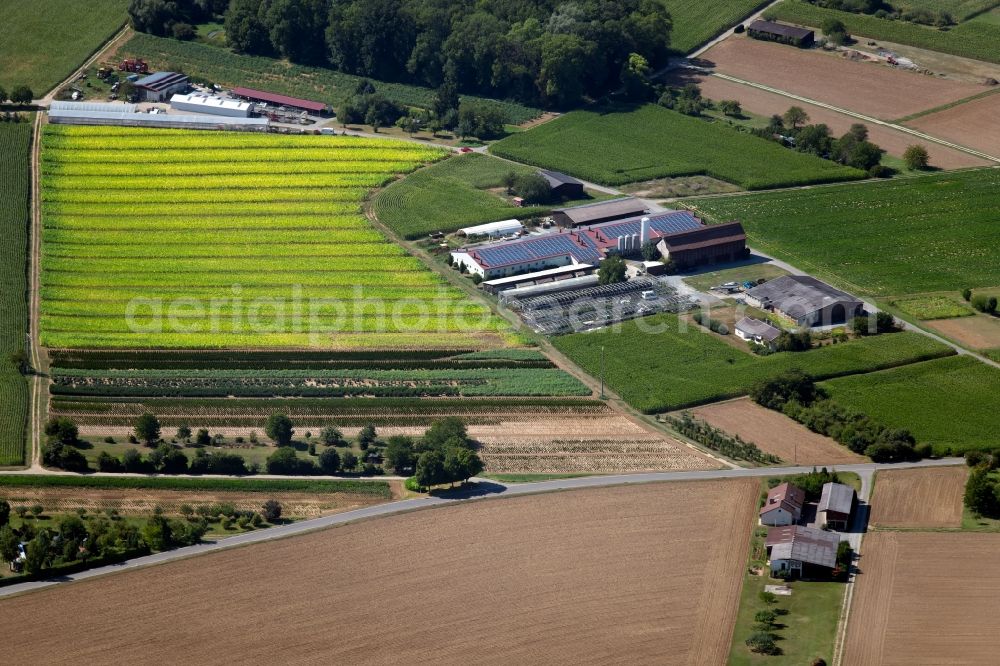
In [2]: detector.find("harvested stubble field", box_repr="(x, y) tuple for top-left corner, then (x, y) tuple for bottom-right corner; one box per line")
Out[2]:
(907, 91), (1000, 158)
(870, 467), (968, 529)
(926, 313), (1000, 349)
(39, 126), (520, 350)
(844, 532), (1000, 664)
(0, 486), (391, 519)
(476, 414), (717, 473)
(685, 398), (864, 465)
(3, 479), (758, 665)
(701, 37), (983, 120)
(670, 71), (987, 169)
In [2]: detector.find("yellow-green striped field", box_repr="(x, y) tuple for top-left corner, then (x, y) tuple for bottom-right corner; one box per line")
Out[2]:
(41, 126), (510, 350)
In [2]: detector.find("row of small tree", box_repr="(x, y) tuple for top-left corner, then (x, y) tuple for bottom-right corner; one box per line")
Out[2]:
(0, 85), (34, 105)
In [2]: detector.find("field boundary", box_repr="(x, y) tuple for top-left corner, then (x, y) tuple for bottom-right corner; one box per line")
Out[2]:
(696, 69), (1000, 164)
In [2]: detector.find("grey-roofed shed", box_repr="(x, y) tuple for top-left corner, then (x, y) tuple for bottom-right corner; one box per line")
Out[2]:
(766, 525), (840, 577)
(745, 275), (863, 327)
(818, 483), (856, 531)
(539, 170), (585, 198)
(551, 198), (647, 228)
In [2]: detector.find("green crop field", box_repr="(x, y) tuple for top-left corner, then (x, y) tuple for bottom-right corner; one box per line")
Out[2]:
(665, 0), (772, 53)
(0, 122), (32, 466)
(373, 153), (605, 239)
(823, 355), (1000, 453)
(553, 314), (952, 413)
(767, 0), (1000, 64)
(0, 0), (128, 95)
(38, 126), (523, 350)
(489, 105), (865, 189)
(895, 0), (1000, 21)
(689, 169), (1000, 297)
(121, 32), (541, 125)
(890, 294), (976, 320)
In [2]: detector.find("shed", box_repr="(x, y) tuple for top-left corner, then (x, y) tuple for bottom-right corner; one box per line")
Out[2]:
(551, 198), (647, 228)
(459, 219), (523, 238)
(745, 275), (864, 327)
(231, 87), (328, 114)
(766, 525), (840, 578)
(747, 20), (815, 47)
(735, 316), (782, 348)
(818, 483), (856, 531)
(170, 93), (252, 117)
(539, 170), (585, 199)
(481, 263), (595, 294)
(48, 108), (270, 131)
(760, 482), (805, 526)
(656, 221), (748, 269)
(134, 71), (190, 102)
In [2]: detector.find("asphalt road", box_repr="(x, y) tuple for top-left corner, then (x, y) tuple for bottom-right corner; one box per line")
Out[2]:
(0, 457), (962, 599)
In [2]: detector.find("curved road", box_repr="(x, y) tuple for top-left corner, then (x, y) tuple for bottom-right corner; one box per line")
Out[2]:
(0, 457), (962, 599)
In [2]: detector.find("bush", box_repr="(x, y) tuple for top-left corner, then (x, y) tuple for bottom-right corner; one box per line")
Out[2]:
(265, 447), (315, 475)
(746, 631), (780, 655)
(903, 144), (929, 170)
(261, 500), (282, 523)
(404, 476), (425, 492)
(971, 294), (998, 314)
(266, 414), (294, 446)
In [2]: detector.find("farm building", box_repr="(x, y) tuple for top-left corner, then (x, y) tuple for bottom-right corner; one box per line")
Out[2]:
(458, 219), (524, 238)
(766, 525), (840, 578)
(481, 264), (595, 295)
(818, 482), (856, 531)
(48, 107), (270, 131)
(735, 316), (782, 349)
(655, 221), (747, 268)
(760, 482), (805, 527)
(50, 101), (138, 114)
(539, 170), (585, 199)
(134, 71), (190, 102)
(747, 20), (815, 47)
(551, 198), (647, 228)
(745, 276), (864, 327)
(451, 210), (703, 279)
(231, 87), (328, 114)
(170, 93), (252, 117)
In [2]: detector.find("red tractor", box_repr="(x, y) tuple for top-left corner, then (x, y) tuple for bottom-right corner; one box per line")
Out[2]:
(118, 58), (149, 74)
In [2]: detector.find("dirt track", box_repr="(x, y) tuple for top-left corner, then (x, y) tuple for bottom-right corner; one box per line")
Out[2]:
(672, 71), (988, 169)
(844, 532), (1000, 664)
(870, 467), (968, 529)
(701, 37), (983, 120)
(908, 92), (1000, 158)
(2, 479), (758, 665)
(686, 398), (864, 465)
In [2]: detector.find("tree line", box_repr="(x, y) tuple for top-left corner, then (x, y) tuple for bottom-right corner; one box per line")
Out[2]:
(751, 370), (929, 462)
(128, 0), (674, 109)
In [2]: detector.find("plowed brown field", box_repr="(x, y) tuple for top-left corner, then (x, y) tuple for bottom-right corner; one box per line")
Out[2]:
(669, 71), (988, 169)
(870, 466), (968, 529)
(908, 92), (1000, 158)
(927, 314), (1000, 350)
(686, 398), (864, 465)
(3, 479), (759, 665)
(701, 37), (982, 119)
(844, 532), (1000, 665)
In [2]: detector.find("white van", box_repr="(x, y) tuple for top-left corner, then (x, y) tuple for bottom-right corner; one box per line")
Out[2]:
(641, 290), (656, 300)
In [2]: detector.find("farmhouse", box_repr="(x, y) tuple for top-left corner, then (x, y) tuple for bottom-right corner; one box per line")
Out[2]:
(766, 525), (840, 578)
(170, 93), (252, 117)
(458, 219), (524, 239)
(134, 71), (190, 102)
(747, 20), (815, 48)
(818, 482), (856, 531)
(551, 198), (647, 228)
(539, 170), (585, 199)
(450, 210), (703, 279)
(745, 275), (864, 327)
(735, 317), (782, 349)
(655, 221), (748, 269)
(231, 86), (328, 114)
(760, 482), (805, 526)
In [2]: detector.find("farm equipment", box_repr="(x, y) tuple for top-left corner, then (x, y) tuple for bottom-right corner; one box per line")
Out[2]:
(97, 67), (113, 79)
(119, 58), (149, 74)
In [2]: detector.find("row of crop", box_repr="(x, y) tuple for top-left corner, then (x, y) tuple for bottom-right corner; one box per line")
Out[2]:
(53, 367), (568, 381)
(43, 298), (487, 318)
(43, 227), (383, 246)
(42, 147), (440, 165)
(41, 272), (443, 292)
(45, 241), (400, 259)
(42, 200), (365, 217)
(42, 255), (425, 275)
(48, 348), (485, 368)
(0, 474), (392, 497)
(42, 213), (372, 232)
(40, 330), (509, 351)
(43, 187), (372, 205)
(0, 123), (32, 466)
(44, 173), (395, 190)
(41, 284), (463, 304)
(42, 160), (429, 177)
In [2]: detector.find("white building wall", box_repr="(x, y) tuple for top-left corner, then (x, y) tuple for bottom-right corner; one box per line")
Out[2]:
(760, 507), (794, 527)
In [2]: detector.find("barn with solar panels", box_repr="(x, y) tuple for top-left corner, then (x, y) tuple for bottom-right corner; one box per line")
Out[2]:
(450, 209), (733, 279)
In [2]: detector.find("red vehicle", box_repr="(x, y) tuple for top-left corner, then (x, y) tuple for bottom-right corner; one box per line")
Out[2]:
(118, 58), (149, 74)
(459, 147), (473, 153)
